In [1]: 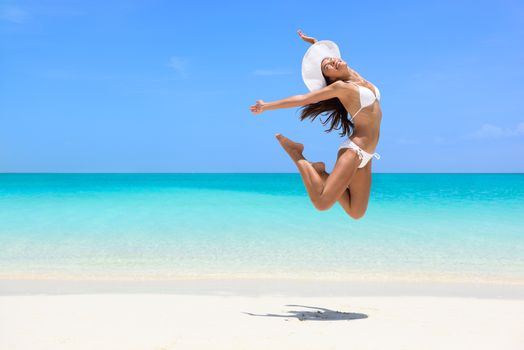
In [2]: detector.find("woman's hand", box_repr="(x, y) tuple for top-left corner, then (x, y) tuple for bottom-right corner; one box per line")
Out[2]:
(297, 29), (317, 45)
(250, 100), (266, 115)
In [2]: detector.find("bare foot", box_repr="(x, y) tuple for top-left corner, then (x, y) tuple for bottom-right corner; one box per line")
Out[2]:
(275, 133), (305, 162)
(311, 162), (326, 175)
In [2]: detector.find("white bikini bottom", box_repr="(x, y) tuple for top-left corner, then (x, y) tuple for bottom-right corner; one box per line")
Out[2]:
(338, 139), (381, 169)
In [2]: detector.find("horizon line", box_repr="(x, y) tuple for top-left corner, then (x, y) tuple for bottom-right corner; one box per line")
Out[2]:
(1, 172), (523, 175)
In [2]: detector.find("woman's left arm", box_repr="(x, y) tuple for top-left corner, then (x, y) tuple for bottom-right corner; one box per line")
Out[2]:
(297, 29), (317, 45)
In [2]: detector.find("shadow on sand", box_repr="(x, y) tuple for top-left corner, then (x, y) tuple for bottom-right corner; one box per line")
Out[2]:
(244, 304), (368, 321)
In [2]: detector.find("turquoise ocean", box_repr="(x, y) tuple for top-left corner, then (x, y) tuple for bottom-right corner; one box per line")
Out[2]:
(1, 174), (523, 283)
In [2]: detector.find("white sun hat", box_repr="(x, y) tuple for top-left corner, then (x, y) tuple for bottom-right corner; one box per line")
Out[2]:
(301, 40), (341, 91)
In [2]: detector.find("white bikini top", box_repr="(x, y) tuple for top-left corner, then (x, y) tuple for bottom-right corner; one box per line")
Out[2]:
(344, 80), (381, 122)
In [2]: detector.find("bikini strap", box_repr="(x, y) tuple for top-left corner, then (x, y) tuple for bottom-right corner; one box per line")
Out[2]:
(373, 85), (381, 100)
(349, 107), (364, 123)
(345, 80), (364, 122)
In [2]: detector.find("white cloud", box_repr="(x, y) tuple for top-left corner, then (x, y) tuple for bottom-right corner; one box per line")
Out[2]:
(0, 5), (28, 23)
(465, 123), (524, 139)
(168, 56), (187, 74)
(253, 69), (293, 76)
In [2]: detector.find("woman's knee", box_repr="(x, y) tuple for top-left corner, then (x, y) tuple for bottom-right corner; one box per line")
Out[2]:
(348, 207), (366, 220)
(312, 196), (336, 211)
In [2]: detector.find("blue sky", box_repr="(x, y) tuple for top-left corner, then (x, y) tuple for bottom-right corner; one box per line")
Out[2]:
(1, 0), (523, 173)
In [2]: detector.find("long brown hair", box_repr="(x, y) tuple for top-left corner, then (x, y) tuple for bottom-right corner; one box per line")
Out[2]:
(298, 78), (353, 137)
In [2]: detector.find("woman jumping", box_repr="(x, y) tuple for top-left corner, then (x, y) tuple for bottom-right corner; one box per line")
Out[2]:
(250, 30), (382, 219)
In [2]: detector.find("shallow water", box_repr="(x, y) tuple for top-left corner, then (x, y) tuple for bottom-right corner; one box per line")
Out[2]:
(1, 173), (523, 283)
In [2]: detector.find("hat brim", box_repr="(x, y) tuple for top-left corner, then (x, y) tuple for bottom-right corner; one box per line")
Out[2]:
(301, 40), (341, 92)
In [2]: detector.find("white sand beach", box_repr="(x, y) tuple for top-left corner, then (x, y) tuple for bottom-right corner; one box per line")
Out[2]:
(1, 279), (523, 350)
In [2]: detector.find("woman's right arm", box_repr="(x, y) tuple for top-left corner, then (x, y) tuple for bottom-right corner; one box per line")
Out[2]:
(250, 81), (345, 115)
(264, 95), (304, 111)
(249, 30), (321, 115)
(250, 95), (303, 115)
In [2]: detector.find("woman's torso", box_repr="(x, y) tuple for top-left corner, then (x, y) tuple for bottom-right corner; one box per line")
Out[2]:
(338, 78), (382, 154)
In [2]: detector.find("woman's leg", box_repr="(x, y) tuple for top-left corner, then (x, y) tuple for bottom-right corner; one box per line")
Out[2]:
(276, 133), (360, 211)
(311, 161), (353, 216)
(313, 153), (373, 219)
